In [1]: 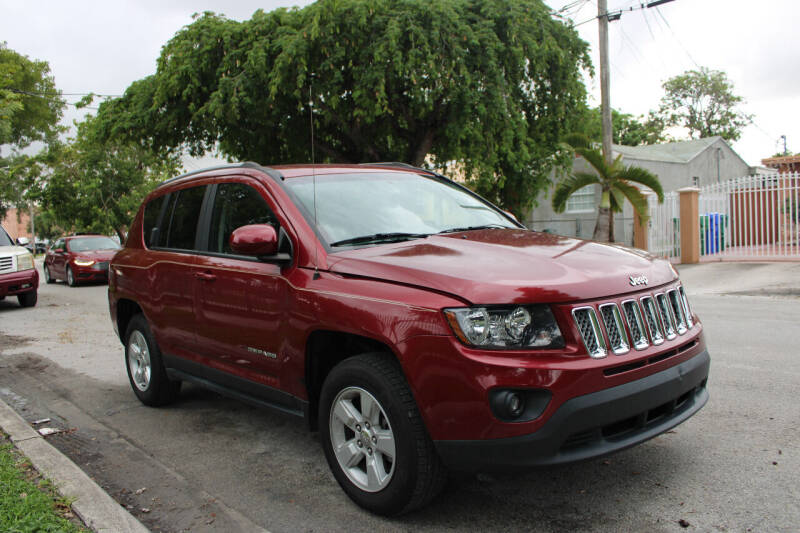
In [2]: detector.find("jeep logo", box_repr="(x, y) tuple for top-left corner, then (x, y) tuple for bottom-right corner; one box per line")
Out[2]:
(629, 275), (648, 286)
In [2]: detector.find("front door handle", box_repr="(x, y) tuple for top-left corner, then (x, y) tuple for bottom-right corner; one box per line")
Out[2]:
(194, 271), (217, 282)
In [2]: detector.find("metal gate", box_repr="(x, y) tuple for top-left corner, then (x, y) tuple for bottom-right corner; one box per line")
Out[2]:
(699, 173), (800, 260)
(647, 191), (681, 263)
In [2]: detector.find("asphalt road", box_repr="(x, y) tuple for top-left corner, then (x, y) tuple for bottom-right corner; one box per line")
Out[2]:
(1, 261), (798, 532)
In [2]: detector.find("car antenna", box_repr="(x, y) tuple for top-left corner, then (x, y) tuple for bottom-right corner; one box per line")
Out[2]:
(309, 73), (321, 280)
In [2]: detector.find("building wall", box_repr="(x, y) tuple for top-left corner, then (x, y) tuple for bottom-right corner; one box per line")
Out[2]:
(686, 140), (751, 187)
(1, 208), (32, 241)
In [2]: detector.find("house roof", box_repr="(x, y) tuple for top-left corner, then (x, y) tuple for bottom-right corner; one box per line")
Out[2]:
(613, 136), (726, 164)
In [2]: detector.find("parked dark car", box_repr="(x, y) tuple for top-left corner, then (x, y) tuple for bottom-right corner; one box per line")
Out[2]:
(44, 235), (120, 286)
(0, 225), (38, 307)
(108, 163), (709, 515)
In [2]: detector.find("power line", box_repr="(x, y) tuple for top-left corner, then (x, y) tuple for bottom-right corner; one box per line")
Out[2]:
(5, 88), (122, 98)
(574, 0), (676, 27)
(653, 6), (700, 68)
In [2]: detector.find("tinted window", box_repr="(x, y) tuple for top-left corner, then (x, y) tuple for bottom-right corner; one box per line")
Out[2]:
(53, 239), (65, 251)
(67, 237), (120, 252)
(143, 194), (168, 248)
(208, 183), (279, 254)
(165, 186), (206, 250)
(0, 226), (12, 247)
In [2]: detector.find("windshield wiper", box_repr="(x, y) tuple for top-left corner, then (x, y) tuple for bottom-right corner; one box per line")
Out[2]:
(330, 232), (431, 247)
(437, 224), (509, 234)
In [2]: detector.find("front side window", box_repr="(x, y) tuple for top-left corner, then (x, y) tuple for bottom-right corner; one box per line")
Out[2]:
(165, 186), (206, 250)
(67, 237), (120, 252)
(284, 172), (516, 246)
(207, 183), (279, 254)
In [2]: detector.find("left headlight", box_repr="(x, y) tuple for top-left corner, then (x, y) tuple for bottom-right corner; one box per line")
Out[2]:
(73, 258), (96, 266)
(444, 304), (564, 349)
(16, 253), (34, 271)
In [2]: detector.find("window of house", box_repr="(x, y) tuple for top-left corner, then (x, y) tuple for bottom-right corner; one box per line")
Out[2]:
(566, 185), (596, 213)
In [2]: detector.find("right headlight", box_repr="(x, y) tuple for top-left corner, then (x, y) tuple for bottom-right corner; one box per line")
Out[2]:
(444, 304), (564, 350)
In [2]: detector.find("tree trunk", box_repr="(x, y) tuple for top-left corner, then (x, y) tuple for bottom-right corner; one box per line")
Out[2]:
(608, 208), (615, 242)
(593, 206), (611, 241)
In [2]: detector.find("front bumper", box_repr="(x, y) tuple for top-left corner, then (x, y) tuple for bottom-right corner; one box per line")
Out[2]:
(0, 269), (39, 297)
(435, 348), (709, 470)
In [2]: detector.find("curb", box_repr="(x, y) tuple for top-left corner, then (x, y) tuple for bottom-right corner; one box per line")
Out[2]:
(0, 399), (149, 533)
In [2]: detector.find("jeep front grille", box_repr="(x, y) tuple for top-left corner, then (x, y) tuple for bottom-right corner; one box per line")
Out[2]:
(571, 287), (695, 359)
(599, 304), (630, 355)
(572, 307), (607, 359)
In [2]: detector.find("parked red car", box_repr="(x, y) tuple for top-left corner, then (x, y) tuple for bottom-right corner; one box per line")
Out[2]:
(108, 163), (709, 515)
(0, 224), (38, 307)
(44, 235), (120, 286)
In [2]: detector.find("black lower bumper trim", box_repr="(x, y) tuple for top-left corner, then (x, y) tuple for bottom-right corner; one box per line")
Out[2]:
(435, 349), (710, 471)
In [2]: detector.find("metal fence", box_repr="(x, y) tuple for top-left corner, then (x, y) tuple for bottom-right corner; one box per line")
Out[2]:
(647, 191), (681, 263)
(699, 173), (800, 260)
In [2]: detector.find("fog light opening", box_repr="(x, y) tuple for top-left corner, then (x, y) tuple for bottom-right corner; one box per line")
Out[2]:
(506, 392), (525, 418)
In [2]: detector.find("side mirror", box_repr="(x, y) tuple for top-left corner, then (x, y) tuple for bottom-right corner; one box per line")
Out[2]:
(230, 224), (278, 257)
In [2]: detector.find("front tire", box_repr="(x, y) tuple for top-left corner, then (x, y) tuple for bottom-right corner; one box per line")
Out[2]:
(43, 264), (54, 284)
(319, 353), (446, 515)
(66, 266), (77, 287)
(17, 291), (37, 308)
(124, 314), (181, 406)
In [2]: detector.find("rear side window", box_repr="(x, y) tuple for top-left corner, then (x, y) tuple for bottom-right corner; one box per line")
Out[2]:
(165, 186), (206, 250)
(208, 183), (279, 254)
(142, 195), (168, 248)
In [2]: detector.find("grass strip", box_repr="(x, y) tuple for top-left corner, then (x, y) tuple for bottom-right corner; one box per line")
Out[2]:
(0, 434), (87, 533)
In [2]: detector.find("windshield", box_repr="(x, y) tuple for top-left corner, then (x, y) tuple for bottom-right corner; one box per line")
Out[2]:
(67, 236), (120, 252)
(284, 172), (516, 246)
(0, 226), (12, 247)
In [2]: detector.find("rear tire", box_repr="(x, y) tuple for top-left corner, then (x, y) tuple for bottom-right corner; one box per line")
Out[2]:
(66, 266), (77, 287)
(17, 291), (37, 308)
(124, 314), (181, 406)
(319, 353), (446, 515)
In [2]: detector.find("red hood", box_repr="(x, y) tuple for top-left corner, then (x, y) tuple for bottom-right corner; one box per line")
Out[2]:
(326, 229), (677, 304)
(74, 250), (118, 261)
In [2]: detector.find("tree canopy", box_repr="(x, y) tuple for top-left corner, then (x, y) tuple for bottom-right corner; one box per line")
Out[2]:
(0, 43), (64, 149)
(95, 0), (591, 217)
(657, 67), (751, 142)
(579, 106), (665, 147)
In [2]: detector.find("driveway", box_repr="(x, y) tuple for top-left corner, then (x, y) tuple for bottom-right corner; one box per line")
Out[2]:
(0, 262), (798, 532)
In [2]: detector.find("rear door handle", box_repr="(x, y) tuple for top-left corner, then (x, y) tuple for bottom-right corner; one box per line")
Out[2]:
(194, 271), (217, 282)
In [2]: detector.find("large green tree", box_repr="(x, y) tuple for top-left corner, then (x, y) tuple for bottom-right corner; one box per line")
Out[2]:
(41, 115), (180, 240)
(95, 0), (591, 218)
(658, 67), (751, 142)
(0, 43), (64, 149)
(552, 134), (664, 242)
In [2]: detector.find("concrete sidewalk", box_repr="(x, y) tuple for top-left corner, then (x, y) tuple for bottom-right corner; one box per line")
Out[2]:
(0, 399), (149, 533)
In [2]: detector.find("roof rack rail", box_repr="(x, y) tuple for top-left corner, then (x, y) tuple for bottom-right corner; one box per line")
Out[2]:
(358, 162), (420, 170)
(158, 162), (283, 186)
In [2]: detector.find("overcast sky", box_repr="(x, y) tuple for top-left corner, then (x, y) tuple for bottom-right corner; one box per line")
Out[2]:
(3, 0), (798, 166)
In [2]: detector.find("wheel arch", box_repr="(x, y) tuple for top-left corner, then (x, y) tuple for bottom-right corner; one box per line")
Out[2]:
(304, 330), (397, 431)
(116, 298), (144, 344)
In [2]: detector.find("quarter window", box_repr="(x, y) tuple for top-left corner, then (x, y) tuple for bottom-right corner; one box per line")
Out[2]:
(142, 194), (168, 248)
(208, 183), (279, 254)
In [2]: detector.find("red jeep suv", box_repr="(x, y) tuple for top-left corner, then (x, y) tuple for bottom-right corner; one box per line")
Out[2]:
(108, 163), (709, 515)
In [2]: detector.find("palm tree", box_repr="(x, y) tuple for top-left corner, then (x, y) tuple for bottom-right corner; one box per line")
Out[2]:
(552, 134), (664, 242)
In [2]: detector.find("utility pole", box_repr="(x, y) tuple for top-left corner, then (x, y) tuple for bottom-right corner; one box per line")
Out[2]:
(598, 0), (613, 166)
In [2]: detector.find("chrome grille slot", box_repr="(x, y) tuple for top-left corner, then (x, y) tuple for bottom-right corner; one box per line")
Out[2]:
(572, 307), (607, 359)
(640, 296), (665, 345)
(621, 300), (649, 350)
(667, 289), (688, 334)
(655, 293), (677, 340)
(0, 256), (13, 273)
(679, 286), (694, 328)
(599, 303), (630, 355)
